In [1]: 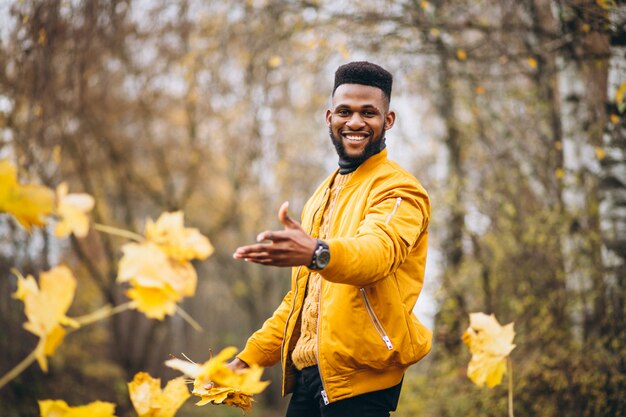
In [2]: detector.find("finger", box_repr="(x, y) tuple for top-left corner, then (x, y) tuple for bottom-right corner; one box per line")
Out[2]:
(256, 230), (273, 242)
(278, 201), (301, 230)
(256, 229), (295, 243)
(233, 244), (270, 258)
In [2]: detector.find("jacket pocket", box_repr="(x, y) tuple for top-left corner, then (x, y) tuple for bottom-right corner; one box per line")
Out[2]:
(360, 288), (394, 351)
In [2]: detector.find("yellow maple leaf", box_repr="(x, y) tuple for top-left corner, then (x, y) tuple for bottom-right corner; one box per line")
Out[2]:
(462, 312), (515, 388)
(596, 0), (616, 10)
(527, 57), (538, 69)
(144, 211), (214, 262)
(165, 347), (270, 413)
(456, 49), (467, 61)
(268, 55), (282, 68)
(13, 266), (79, 371)
(595, 147), (606, 161)
(38, 29), (46, 45)
(555, 168), (565, 178)
(54, 182), (95, 238)
(12, 273), (39, 301)
(0, 160), (55, 231)
(128, 372), (190, 417)
(38, 399), (117, 417)
(117, 242), (197, 319)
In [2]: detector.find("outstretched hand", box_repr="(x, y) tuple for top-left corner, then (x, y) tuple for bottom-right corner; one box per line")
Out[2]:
(233, 202), (317, 267)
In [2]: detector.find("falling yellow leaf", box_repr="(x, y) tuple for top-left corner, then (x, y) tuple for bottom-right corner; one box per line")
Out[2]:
(128, 372), (190, 417)
(268, 55), (282, 68)
(580, 23), (591, 33)
(166, 347), (270, 413)
(39, 399), (117, 417)
(456, 49), (467, 61)
(527, 57), (538, 69)
(117, 242), (197, 319)
(429, 27), (440, 38)
(595, 147), (606, 161)
(462, 312), (515, 388)
(54, 182), (95, 238)
(0, 160), (55, 231)
(555, 168), (565, 179)
(420, 1), (430, 9)
(475, 85), (485, 95)
(554, 141), (563, 150)
(145, 211), (214, 262)
(13, 266), (79, 371)
(38, 29), (46, 45)
(596, 0), (616, 10)
(610, 114), (620, 124)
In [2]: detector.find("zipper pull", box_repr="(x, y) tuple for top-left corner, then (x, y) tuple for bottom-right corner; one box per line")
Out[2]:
(385, 197), (403, 224)
(383, 336), (394, 350)
(321, 389), (329, 405)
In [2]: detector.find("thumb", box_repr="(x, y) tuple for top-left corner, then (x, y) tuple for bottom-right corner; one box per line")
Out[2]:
(278, 201), (301, 230)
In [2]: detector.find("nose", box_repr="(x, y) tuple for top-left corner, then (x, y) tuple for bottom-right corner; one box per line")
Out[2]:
(346, 112), (365, 129)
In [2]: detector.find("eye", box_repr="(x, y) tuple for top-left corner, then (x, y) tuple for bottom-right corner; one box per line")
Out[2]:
(363, 110), (376, 117)
(336, 109), (350, 116)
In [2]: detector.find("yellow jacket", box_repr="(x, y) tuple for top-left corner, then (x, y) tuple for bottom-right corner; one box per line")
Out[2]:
(238, 149), (432, 403)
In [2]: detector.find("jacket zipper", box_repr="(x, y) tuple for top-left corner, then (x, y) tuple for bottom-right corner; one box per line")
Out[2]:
(316, 185), (342, 405)
(317, 289), (330, 404)
(324, 186), (342, 233)
(385, 197), (402, 225)
(280, 188), (330, 393)
(360, 288), (394, 350)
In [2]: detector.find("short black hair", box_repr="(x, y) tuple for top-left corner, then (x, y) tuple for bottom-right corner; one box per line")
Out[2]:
(332, 61), (393, 103)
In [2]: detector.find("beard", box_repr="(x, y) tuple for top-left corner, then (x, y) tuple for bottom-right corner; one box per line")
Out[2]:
(329, 126), (386, 166)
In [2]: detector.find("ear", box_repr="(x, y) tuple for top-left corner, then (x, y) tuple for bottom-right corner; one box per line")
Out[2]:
(384, 110), (396, 130)
(325, 109), (332, 126)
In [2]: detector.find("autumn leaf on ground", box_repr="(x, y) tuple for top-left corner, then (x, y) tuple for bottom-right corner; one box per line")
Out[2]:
(144, 211), (214, 262)
(128, 372), (190, 417)
(462, 312), (515, 388)
(165, 347), (270, 413)
(0, 159), (55, 230)
(39, 399), (117, 417)
(12, 266), (79, 371)
(54, 182), (95, 238)
(117, 242), (197, 319)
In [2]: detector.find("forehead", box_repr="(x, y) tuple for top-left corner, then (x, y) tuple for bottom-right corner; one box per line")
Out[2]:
(332, 84), (387, 108)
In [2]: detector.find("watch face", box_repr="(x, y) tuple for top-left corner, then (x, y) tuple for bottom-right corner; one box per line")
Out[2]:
(316, 249), (330, 268)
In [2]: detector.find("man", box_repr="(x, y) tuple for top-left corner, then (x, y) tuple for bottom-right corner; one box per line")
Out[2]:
(231, 61), (432, 417)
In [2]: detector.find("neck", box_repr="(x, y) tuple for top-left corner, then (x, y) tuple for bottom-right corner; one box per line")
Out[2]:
(337, 138), (386, 174)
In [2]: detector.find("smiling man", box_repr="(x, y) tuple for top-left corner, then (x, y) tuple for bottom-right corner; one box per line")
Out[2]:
(231, 61), (432, 417)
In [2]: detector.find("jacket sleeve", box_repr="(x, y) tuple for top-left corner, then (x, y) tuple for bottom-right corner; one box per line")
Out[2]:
(237, 288), (293, 367)
(321, 181), (429, 287)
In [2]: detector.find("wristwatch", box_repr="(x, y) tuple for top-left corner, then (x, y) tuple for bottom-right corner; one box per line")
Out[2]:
(308, 239), (330, 270)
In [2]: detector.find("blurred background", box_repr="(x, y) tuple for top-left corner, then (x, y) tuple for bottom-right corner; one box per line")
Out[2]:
(0, 0), (625, 416)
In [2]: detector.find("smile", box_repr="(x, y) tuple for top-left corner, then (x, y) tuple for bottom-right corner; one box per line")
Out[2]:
(342, 132), (370, 142)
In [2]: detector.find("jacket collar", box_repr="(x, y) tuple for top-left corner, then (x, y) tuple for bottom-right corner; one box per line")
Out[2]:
(327, 149), (388, 189)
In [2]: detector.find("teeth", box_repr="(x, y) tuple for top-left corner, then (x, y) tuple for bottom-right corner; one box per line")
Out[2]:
(346, 135), (366, 141)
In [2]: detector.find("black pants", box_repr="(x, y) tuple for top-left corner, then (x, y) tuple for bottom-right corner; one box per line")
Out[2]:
(285, 366), (403, 417)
